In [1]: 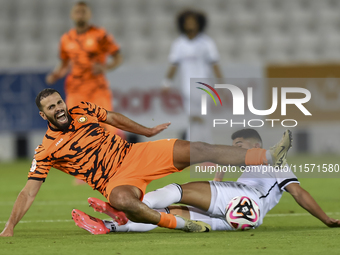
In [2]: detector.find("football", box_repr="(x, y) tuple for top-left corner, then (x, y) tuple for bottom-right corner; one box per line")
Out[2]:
(225, 196), (260, 230)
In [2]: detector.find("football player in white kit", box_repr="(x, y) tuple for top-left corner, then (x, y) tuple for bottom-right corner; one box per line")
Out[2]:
(162, 9), (223, 141)
(73, 129), (340, 233)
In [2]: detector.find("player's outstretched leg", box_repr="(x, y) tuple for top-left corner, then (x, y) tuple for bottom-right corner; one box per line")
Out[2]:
(173, 129), (292, 170)
(109, 185), (211, 232)
(72, 209), (110, 235)
(88, 197), (128, 225)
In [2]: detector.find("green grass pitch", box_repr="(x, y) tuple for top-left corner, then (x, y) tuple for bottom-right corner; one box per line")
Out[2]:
(1, 155), (340, 255)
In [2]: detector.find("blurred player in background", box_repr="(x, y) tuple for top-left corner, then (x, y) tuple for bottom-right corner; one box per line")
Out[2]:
(46, 1), (123, 135)
(162, 9), (223, 142)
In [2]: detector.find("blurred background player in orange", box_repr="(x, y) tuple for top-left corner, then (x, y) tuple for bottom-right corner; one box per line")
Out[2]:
(46, 1), (123, 135)
(162, 10), (223, 142)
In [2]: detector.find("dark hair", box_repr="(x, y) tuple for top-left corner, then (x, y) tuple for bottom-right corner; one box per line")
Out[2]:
(177, 9), (207, 34)
(75, 1), (88, 7)
(231, 129), (262, 145)
(35, 88), (62, 110)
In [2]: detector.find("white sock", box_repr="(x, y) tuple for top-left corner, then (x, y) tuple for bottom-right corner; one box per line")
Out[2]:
(103, 220), (129, 232)
(143, 183), (182, 209)
(174, 215), (186, 229)
(265, 150), (273, 165)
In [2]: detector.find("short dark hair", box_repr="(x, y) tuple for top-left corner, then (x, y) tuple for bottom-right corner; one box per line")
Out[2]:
(35, 88), (62, 111)
(231, 129), (262, 145)
(75, 1), (88, 7)
(177, 9), (207, 34)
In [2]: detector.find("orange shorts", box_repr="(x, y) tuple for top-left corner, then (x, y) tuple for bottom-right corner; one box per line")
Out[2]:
(102, 139), (180, 201)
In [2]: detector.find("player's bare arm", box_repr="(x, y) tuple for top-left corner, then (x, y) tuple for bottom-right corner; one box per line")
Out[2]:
(46, 59), (70, 84)
(93, 51), (123, 75)
(285, 183), (340, 228)
(0, 180), (43, 237)
(162, 65), (177, 92)
(213, 171), (225, 182)
(212, 63), (223, 82)
(104, 111), (171, 137)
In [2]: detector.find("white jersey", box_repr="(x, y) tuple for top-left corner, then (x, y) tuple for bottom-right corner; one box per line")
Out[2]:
(207, 165), (299, 230)
(169, 34), (219, 113)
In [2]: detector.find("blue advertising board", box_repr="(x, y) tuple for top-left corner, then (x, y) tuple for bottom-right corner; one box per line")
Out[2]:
(0, 72), (65, 132)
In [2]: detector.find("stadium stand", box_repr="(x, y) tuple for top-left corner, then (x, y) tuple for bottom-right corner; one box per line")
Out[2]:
(1, 0), (340, 68)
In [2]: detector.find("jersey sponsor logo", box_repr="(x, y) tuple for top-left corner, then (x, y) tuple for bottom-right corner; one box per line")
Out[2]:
(30, 158), (37, 172)
(55, 138), (64, 147)
(77, 116), (88, 124)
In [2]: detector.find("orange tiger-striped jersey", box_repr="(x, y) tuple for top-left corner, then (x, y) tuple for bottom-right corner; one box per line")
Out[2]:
(60, 26), (119, 96)
(28, 102), (132, 194)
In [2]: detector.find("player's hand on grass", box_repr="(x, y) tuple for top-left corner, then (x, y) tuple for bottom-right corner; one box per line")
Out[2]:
(325, 217), (340, 228)
(146, 122), (171, 137)
(93, 63), (107, 74)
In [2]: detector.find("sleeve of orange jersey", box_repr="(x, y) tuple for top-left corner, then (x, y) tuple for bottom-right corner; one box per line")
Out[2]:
(59, 34), (70, 61)
(99, 31), (120, 55)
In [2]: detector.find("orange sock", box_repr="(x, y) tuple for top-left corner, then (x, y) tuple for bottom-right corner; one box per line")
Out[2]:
(157, 212), (177, 229)
(245, 148), (267, 165)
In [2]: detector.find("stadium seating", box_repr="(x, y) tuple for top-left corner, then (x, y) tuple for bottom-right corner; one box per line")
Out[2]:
(1, 0), (340, 68)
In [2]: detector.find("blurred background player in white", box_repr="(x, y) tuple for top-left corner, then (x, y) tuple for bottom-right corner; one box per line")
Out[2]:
(162, 9), (223, 141)
(74, 129), (340, 233)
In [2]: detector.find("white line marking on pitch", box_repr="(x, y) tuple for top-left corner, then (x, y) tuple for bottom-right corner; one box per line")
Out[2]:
(266, 212), (340, 217)
(0, 212), (339, 224)
(0, 201), (89, 206)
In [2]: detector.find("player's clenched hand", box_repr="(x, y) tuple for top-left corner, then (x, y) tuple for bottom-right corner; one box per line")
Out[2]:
(92, 63), (106, 74)
(326, 218), (340, 228)
(146, 122), (171, 137)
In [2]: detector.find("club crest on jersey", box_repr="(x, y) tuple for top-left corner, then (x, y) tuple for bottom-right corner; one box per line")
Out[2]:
(77, 116), (88, 124)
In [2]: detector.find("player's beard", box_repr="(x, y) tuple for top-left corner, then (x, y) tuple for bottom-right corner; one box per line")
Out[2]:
(47, 110), (72, 131)
(76, 20), (86, 27)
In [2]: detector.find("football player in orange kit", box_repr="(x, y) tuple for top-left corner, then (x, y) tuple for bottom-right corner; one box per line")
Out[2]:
(0, 89), (292, 236)
(46, 1), (122, 135)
